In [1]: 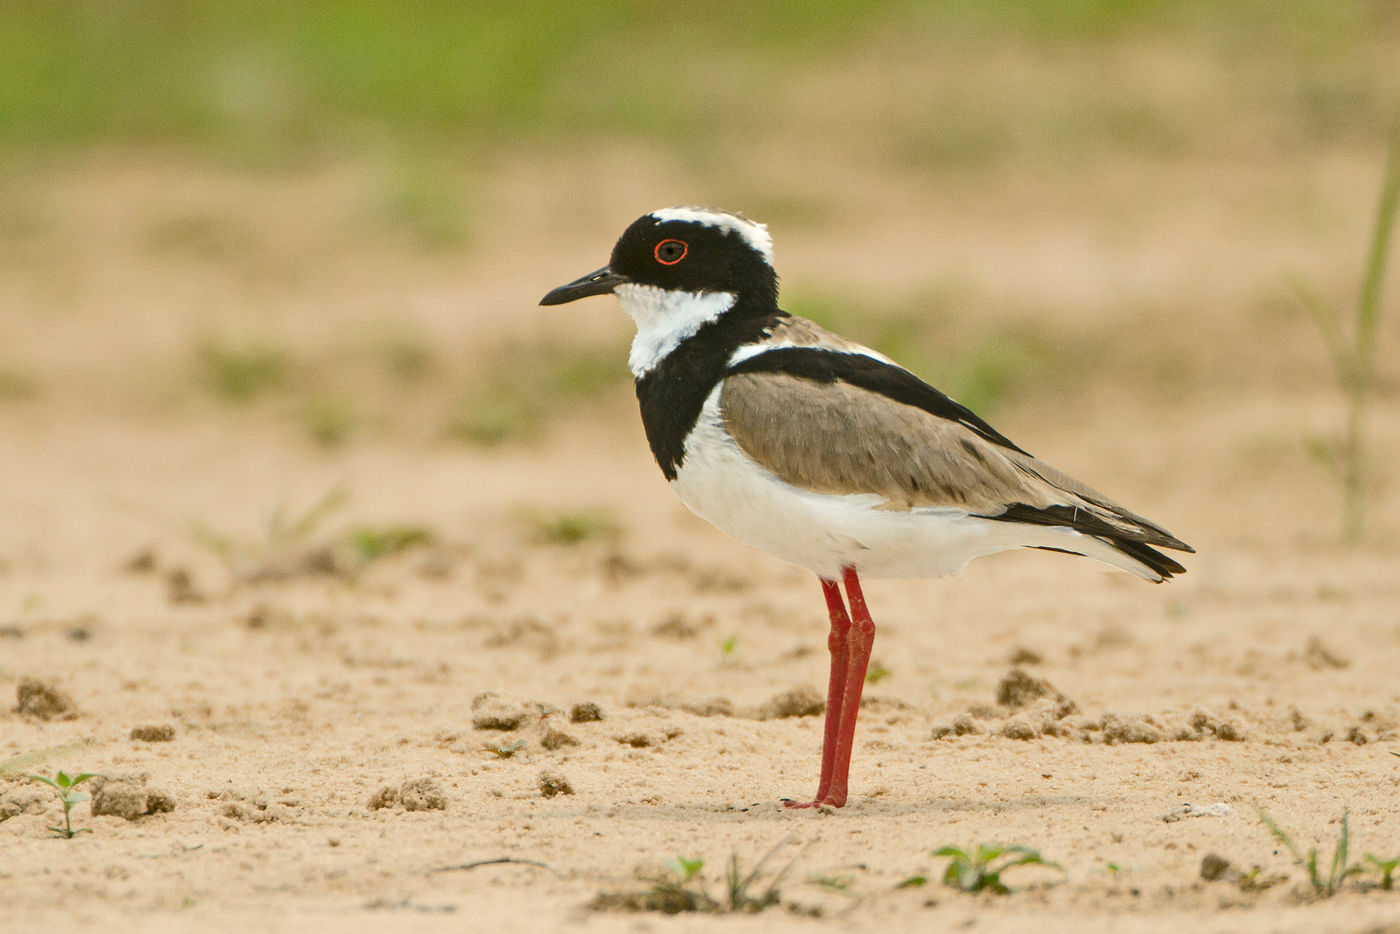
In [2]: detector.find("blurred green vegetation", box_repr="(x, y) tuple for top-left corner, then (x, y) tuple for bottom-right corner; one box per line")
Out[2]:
(2, 1), (1395, 166)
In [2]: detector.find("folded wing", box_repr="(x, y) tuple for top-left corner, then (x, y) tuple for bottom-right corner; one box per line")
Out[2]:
(720, 340), (1193, 576)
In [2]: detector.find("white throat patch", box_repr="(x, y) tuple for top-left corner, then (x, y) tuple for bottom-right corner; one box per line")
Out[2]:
(616, 283), (736, 377)
(648, 207), (774, 266)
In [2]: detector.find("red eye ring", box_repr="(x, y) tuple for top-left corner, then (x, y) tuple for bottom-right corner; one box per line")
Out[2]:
(654, 239), (688, 265)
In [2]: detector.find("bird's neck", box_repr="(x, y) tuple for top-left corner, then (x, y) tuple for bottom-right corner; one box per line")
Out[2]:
(630, 299), (787, 482)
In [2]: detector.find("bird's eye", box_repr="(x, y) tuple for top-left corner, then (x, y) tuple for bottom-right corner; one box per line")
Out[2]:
(654, 239), (688, 265)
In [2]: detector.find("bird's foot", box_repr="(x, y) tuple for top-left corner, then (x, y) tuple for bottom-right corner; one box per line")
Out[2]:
(781, 796), (843, 811)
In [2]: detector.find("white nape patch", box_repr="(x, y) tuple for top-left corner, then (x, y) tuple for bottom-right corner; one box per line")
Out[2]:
(649, 207), (774, 265)
(617, 283), (736, 376)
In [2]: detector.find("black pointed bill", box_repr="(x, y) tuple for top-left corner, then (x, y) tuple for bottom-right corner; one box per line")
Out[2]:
(539, 266), (629, 306)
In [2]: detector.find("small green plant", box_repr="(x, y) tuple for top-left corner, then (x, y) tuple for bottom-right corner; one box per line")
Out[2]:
(198, 338), (288, 402)
(808, 873), (856, 895)
(27, 770), (98, 838)
(1256, 807), (1363, 897)
(865, 663), (891, 684)
(189, 484), (357, 583)
(486, 740), (525, 758)
(931, 843), (1059, 894)
(668, 855), (705, 883)
(592, 841), (798, 915)
(527, 508), (618, 545)
(304, 395), (359, 448)
(718, 635), (738, 662)
(444, 394), (542, 446)
(1290, 116), (1400, 542)
(344, 525), (432, 563)
(1364, 854), (1397, 891)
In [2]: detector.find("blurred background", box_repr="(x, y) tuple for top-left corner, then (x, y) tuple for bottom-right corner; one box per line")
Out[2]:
(1, 0), (1398, 571)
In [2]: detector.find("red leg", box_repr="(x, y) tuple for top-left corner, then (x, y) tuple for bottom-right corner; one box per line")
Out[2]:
(783, 577), (850, 809)
(823, 566), (875, 808)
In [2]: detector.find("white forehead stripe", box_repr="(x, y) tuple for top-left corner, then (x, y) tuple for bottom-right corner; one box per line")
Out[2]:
(648, 206), (773, 265)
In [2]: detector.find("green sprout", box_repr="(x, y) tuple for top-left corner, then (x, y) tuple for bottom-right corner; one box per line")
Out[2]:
(667, 855), (705, 883)
(1256, 807), (1363, 897)
(27, 770), (98, 838)
(593, 841), (798, 915)
(718, 635), (738, 662)
(485, 740), (526, 758)
(1363, 854), (1397, 891)
(931, 843), (1059, 895)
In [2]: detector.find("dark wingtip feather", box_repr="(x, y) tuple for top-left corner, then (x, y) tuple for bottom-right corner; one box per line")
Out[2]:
(1114, 539), (1188, 581)
(992, 502), (1192, 581)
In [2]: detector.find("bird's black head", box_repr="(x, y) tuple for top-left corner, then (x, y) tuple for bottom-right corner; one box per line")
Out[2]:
(540, 207), (778, 308)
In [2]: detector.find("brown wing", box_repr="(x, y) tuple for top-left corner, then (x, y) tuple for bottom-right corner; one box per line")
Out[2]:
(720, 370), (1045, 511)
(720, 367), (1192, 553)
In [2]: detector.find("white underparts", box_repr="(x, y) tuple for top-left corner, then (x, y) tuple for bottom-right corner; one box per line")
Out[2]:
(617, 284), (736, 377)
(670, 386), (1166, 581)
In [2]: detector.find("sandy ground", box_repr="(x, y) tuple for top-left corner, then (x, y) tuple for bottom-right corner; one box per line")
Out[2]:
(2, 148), (1400, 933)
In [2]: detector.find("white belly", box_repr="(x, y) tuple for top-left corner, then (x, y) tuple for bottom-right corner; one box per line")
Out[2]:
(669, 390), (1046, 580)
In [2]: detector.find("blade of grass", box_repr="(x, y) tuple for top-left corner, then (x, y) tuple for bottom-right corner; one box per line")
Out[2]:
(1356, 112), (1400, 379)
(1287, 274), (1350, 385)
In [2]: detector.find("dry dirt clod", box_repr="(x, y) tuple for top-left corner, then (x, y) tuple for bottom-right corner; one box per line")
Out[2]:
(400, 778), (447, 811)
(167, 567), (205, 604)
(539, 771), (574, 797)
(949, 714), (983, 736)
(680, 697), (735, 717)
(130, 724), (177, 742)
(123, 548), (158, 573)
(1098, 711), (1164, 744)
(1303, 636), (1349, 670)
(220, 793), (292, 823)
(1190, 709), (1247, 742)
(1200, 853), (1234, 882)
(540, 728), (580, 750)
(1002, 719), (1039, 740)
(370, 779), (447, 811)
(0, 789), (48, 822)
(90, 774), (176, 820)
(569, 701), (605, 723)
(471, 691), (544, 731)
(651, 614), (701, 639)
(996, 668), (1071, 711)
(16, 678), (76, 720)
(755, 686), (824, 720)
(368, 786), (400, 810)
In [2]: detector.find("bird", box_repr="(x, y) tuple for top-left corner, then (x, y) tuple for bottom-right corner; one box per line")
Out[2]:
(540, 206), (1193, 809)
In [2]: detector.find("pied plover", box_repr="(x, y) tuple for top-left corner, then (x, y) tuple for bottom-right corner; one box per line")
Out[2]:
(541, 207), (1193, 809)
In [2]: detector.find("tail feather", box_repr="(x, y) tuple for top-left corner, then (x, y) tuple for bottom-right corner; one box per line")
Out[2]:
(991, 502), (1193, 582)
